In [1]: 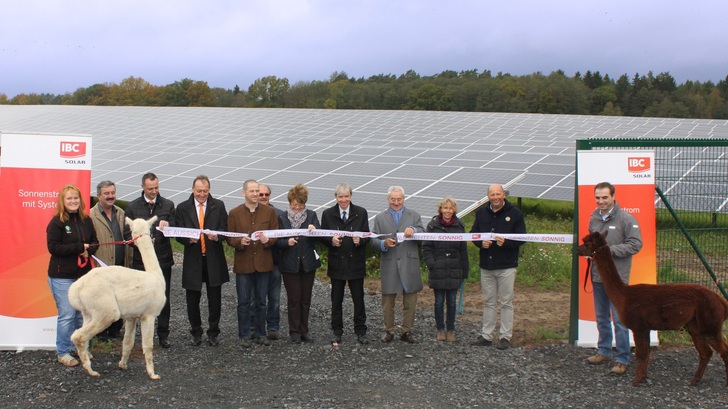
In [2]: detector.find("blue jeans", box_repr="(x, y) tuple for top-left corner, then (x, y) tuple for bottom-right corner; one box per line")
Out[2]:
(434, 288), (458, 331)
(593, 282), (631, 365)
(48, 278), (83, 356)
(236, 271), (270, 339)
(251, 266), (281, 332)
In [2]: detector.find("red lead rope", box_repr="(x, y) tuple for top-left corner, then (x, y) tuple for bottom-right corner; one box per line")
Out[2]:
(80, 235), (143, 268)
(88, 235), (143, 247)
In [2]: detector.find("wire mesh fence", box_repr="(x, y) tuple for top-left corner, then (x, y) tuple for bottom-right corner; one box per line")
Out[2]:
(582, 139), (728, 294)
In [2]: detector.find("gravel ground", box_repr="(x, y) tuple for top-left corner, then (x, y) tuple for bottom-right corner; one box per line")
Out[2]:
(3, 257), (728, 408)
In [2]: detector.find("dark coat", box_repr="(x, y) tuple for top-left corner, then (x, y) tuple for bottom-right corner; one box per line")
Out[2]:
(46, 212), (98, 279)
(174, 194), (229, 290)
(470, 199), (527, 270)
(266, 204), (285, 266)
(422, 215), (469, 290)
(276, 209), (322, 274)
(320, 203), (370, 281)
(124, 192), (175, 270)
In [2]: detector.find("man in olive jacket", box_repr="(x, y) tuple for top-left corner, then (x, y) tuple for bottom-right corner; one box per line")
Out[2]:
(89, 180), (132, 339)
(174, 175), (229, 347)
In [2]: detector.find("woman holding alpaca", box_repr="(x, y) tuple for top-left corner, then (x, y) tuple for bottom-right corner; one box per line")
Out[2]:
(422, 196), (470, 342)
(46, 184), (98, 367)
(277, 184), (321, 344)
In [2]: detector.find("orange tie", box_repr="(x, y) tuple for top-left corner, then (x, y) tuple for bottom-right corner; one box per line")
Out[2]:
(198, 202), (206, 254)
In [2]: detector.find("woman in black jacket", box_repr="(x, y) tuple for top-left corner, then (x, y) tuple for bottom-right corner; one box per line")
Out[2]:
(422, 197), (469, 343)
(46, 184), (98, 367)
(276, 184), (321, 343)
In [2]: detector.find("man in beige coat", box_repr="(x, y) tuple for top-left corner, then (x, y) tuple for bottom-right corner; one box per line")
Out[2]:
(371, 186), (424, 344)
(89, 180), (132, 340)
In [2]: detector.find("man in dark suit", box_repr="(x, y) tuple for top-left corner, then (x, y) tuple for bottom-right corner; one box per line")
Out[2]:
(370, 186), (424, 344)
(321, 182), (370, 345)
(124, 172), (175, 348)
(174, 175), (229, 347)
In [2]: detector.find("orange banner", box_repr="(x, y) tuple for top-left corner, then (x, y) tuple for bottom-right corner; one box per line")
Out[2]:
(574, 150), (657, 347)
(0, 132), (91, 349)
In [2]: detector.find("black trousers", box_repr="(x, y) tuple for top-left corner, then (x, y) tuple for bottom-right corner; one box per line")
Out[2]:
(157, 266), (172, 339)
(282, 271), (315, 336)
(186, 261), (222, 338)
(330, 277), (367, 336)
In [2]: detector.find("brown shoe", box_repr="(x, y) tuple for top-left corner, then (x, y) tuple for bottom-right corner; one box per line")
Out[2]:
(57, 354), (79, 367)
(400, 332), (419, 344)
(446, 331), (456, 343)
(611, 363), (628, 375)
(381, 332), (394, 343)
(587, 354), (612, 365)
(436, 331), (446, 341)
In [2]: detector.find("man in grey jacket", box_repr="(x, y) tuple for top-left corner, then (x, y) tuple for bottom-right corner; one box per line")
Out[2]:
(586, 181), (643, 375)
(371, 186), (424, 344)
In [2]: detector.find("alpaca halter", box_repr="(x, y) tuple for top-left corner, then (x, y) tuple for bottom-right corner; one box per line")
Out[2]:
(585, 244), (610, 258)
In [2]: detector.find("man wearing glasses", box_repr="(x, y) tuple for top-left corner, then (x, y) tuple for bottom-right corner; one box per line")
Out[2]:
(370, 186), (424, 344)
(254, 184), (284, 340)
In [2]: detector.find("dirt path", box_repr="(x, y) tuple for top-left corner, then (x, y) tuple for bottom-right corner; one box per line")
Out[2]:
(366, 279), (572, 346)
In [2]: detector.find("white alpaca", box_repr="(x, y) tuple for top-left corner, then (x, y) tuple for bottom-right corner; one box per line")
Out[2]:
(69, 216), (166, 380)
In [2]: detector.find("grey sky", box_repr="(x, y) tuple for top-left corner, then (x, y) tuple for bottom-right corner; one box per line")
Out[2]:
(2, 0), (726, 97)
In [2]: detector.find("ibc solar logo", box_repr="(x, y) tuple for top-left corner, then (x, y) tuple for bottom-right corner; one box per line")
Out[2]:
(627, 157), (650, 173)
(60, 141), (87, 158)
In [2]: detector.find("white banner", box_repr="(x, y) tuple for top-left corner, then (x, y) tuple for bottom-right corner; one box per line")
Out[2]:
(397, 232), (573, 244)
(157, 227), (387, 241)
(158, 227), (571, 244)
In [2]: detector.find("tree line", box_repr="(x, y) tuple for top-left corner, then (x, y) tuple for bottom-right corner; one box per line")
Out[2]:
(2, 69), (728, 119)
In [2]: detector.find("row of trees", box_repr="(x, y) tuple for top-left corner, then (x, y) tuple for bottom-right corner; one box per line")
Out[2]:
(3, 69), (728, 119)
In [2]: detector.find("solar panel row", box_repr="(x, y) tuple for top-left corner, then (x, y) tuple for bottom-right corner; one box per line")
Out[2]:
(1, 106), (727, 221)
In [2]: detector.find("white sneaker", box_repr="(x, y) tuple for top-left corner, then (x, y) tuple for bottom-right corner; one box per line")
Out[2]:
(57, 354), (79, 367)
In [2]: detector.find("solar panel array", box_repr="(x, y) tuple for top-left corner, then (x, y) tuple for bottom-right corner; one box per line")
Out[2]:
(1, 106), (727, 221)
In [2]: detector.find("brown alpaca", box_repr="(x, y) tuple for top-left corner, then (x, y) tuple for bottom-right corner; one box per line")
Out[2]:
(69, 216), (166, 380)
(578, 230), (728, 386)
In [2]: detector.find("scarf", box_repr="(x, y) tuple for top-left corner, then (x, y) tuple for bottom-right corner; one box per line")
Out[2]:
(288, 207), (307, 229)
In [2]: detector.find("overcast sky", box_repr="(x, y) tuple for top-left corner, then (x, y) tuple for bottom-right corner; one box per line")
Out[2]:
(2, 1), (726, 97)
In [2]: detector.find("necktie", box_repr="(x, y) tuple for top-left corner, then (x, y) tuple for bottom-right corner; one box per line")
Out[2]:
(342, 211), (347, 223)
(148, 201), (154, 214)
(198, 202), (206, 254)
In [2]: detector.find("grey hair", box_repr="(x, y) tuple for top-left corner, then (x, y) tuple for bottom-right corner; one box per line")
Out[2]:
(387, 185), (405, 197)
(96, 180), (115, 195)
(334, 182), (352, 197)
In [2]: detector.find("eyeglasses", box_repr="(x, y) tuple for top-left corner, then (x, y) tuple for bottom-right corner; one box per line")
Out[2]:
(259, 193), (270, 197)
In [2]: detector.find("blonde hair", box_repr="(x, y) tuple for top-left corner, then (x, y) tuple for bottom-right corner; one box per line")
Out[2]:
(55, 184), (88, 222)
(437, 196), (458, 214)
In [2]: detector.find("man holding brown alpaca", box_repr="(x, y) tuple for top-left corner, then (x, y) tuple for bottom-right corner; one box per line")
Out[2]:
(586, 182), (643, 375)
